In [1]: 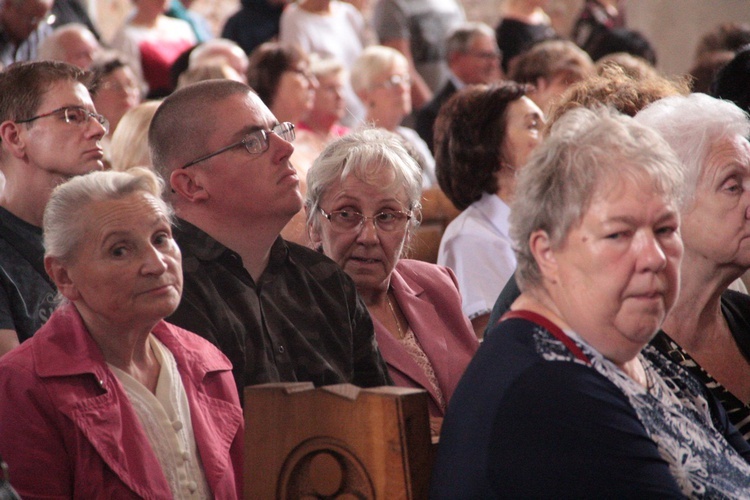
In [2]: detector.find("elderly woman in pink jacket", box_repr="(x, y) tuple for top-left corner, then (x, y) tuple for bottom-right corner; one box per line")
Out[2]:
(0, 168), (243, 498)
(306, 128), (479, 436)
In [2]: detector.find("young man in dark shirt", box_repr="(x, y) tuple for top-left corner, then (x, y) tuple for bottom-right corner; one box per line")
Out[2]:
(149, 80), (391, 396)
(0, 60), (107, 355)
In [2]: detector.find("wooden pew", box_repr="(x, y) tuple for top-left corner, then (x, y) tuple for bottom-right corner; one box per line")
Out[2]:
(244, 383), (435, 499)
(410, 188), (460, 264)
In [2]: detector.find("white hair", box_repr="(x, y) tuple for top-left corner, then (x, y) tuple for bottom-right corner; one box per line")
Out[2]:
(635, 93), (750, 207)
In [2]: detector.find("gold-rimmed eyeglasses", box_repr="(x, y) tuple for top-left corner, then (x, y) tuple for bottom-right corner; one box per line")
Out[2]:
(16, 106), (109, 134)
(319, 208), (412, 233)
(181, 122), (295, 169)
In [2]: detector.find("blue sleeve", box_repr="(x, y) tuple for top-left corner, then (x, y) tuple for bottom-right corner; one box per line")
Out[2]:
(486, 362), (686, 498)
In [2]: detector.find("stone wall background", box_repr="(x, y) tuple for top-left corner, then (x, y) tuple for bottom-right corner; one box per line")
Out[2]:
(90, 0), (750, 78)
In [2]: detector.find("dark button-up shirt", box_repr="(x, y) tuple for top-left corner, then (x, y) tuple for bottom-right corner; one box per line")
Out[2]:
(0, 207), (57, 341)
(169, 219), (391, 396)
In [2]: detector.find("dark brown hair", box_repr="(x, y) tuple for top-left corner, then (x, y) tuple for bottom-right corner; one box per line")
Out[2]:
(434, 82), (529, 210)
(246, 42), (307, 107)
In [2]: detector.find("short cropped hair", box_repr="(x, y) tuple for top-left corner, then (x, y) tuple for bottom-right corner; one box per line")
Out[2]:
(446, 22), (496, 56)
(511, 107), (684, 290)
(434, 82), (529, 210)
(246, 42), (308, 107)
(148, 79), (253, 182)
(0, 61), (90, 126)
(509, 40), (593, 84)
(635, 93), (750, 206)
(44, 167), (171, 263)
(350, 46), (408, 96)
(305, 128), (423, 234)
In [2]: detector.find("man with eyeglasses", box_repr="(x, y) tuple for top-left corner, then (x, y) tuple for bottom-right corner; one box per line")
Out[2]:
(0, 0), (54, 66)
(416, 22), (502, 153)
(149, 79), (391, 398)
(0, 60), (108, 355)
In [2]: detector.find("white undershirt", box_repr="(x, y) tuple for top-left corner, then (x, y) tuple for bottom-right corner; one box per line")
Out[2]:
(109, 335), (211, 499)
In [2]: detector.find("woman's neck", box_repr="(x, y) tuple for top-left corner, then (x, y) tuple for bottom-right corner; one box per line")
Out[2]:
(495, 166), (517, 204)
(515, 288), (642, 369)
(300, 0), (332, 14)
(662, 252), (738, 351)
(358, 283), (388, 308)
(78, 305), (158, 374)
(131, 7), (163, 28)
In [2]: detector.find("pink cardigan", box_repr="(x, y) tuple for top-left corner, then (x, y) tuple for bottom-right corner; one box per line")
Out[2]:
(0, 304), (243, 499)
(373, 259), (479, 417)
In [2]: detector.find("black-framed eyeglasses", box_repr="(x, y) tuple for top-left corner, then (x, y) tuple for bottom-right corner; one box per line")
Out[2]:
(16, 106), (109, 134)
(319, 208), (412, 233)
(181, 122), (295, 169)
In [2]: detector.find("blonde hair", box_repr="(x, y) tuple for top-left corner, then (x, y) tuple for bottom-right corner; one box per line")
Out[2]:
(110, 100), (161, 171)
(350, 45), (408, 97)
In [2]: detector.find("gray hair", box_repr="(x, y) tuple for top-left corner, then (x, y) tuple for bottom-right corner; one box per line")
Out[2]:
(350, 46), (408, 96)
(44, 167), (172, 263)
(634, 93), (750, 207)
(511, 106), (684, 290)
(445, 22), (496, 56)
(305, 128), (423, 234)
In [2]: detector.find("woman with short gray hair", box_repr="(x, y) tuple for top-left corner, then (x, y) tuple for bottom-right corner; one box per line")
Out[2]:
(432, 106), (750, 498)
(306, 128), (478, 436)
(0, 168), (243, 498)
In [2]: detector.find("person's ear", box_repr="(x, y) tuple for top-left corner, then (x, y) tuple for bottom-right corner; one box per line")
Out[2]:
(170, 168), (209, 203)
(0, 120), (27, 159)
(529, 229), (559, 284)
(45, 256), (80, 301)
(307, 215), (323, 250)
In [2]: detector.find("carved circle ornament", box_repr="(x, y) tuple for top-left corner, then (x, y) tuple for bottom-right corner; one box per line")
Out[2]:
(277, 437), (375, 500)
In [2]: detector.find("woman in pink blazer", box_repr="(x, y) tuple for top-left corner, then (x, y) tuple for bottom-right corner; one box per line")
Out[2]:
(306, 128), (479, 436)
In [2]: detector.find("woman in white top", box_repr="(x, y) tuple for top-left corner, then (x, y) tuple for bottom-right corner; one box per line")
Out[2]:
(435, 82), (544, 337)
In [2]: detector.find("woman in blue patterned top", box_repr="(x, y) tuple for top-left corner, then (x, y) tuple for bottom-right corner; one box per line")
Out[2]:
(431, 105), (750, 498)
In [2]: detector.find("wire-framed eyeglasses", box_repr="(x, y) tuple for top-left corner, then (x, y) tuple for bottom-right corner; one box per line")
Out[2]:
(181, 122), (295, 169)
(319, 208), (413, 233)
(16, 106), (109, 134)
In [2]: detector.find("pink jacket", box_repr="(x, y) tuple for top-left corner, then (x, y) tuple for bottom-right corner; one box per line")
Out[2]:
(373, 260), (479, 417)
(0, 304), (243, 499)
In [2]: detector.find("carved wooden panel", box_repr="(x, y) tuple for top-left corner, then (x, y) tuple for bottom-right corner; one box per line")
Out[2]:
(244, 383), (434, 499)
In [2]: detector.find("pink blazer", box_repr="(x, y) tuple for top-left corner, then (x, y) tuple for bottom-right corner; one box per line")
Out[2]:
(0, 304), (243, 499)
(373, 259), (479, 417)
